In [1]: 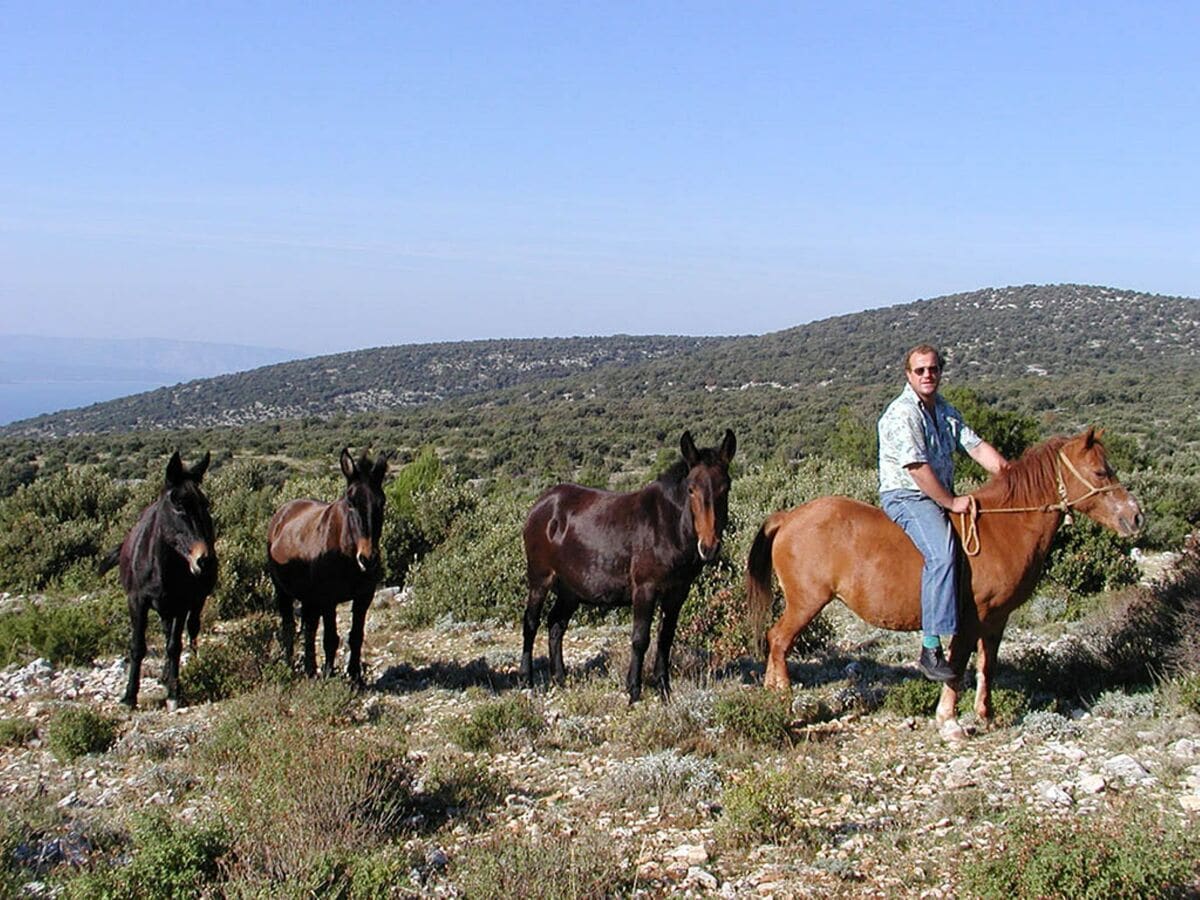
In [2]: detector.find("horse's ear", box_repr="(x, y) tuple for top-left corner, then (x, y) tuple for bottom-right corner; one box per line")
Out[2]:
(371, 453), (389, 488)
(680, 431), (699, 466)
(720, 429), (737, 464)
(190, 451), (211, 482)
(1083, 426), (1097, 448)
(165, 451), (184, 486)
(340, 448), (355, 480)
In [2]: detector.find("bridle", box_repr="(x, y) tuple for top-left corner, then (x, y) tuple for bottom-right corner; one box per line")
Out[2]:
(958, 449), (1122, 556)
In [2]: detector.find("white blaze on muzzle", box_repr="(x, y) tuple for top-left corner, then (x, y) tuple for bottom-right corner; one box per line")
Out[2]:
(185, 542), (209, 576)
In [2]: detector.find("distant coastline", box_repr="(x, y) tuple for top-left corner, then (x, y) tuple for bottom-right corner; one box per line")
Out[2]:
(0, 380), (165, 426)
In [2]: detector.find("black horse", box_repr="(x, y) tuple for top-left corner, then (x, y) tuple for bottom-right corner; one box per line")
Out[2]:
(521, 429), (736, 702)
(267, 448), (388, 682)
(99, 451), (217, 709)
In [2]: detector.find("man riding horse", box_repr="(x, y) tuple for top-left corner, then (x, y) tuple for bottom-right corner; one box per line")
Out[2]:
(877, 344), (1009, 681)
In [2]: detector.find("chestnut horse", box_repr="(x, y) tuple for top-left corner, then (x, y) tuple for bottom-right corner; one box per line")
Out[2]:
(522, 429), (736, 702)
(268, 448), (388, 682)
(99, 451), (217, 709)
(746, 428), (1143, 741)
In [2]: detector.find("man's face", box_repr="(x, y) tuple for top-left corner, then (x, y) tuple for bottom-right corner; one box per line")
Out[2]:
(906, 350), (942, 404)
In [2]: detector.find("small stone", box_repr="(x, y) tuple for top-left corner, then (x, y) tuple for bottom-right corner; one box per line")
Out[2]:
(1078, 773), (1106, 794)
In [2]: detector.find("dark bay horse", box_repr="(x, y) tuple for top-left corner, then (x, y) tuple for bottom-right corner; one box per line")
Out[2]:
(522, 429), (736, 702)
(268, 448), (388, 682)
(746, 428), (1143, 741)
(99, 451), (217, 709)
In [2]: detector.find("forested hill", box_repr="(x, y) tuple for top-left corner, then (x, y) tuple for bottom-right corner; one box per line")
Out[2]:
(4, 283), (1197, 439)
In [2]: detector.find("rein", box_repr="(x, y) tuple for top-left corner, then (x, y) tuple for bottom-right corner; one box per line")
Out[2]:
(958, 450), (1121, 556)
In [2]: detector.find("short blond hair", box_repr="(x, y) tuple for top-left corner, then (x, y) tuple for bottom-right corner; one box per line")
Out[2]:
(905, 344), (944, 372)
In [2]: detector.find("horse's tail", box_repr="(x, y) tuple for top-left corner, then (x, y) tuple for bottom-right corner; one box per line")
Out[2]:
(97, 546), (121, 576)
(745, 512), (786, 653)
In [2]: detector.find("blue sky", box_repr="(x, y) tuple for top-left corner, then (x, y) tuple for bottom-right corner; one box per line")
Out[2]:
(2, 2), (1197, 355)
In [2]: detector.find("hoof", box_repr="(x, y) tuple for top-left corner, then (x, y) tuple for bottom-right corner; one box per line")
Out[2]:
(938, 718), (969, 743)
(166, 699), (179, 713)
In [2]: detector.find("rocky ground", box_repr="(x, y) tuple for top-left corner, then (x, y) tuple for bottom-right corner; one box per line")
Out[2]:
(2, 567), (1198, 897)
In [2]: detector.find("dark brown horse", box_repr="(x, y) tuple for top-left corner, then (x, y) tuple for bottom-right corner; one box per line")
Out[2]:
(99, 451), (217, 709)
(521, 429), (736, 702)
(746, 428), (1143, 741)
(268, 448), (388, 682)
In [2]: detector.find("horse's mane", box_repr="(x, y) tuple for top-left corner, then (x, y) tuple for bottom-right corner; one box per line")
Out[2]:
(982, 435), (1073, 507)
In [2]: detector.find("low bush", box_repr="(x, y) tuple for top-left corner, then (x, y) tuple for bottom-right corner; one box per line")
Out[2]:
(0, 717), (36, 748)
(416, 751), (509, 821)
(959, 803), (1199, 898)
(881, 678), (941, 718)
(0, 593), (126, 668)
(61, 813), (229, 900)
(719, 765), (826, 849)
(180, 612), (288, 704)
(198, 682), (413, 887)
(1043, 518), (1139, 599)
(713, 688), (793, 745)
(47, 706), (119, 761)
(1174, 673), (1200, 715)
(452, 826), (635, 900)
(600, 748), (721, 812)
(449, 693), (543, 751)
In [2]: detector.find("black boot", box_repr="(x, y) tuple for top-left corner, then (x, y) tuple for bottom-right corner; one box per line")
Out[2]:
(918, 645), (955, 682)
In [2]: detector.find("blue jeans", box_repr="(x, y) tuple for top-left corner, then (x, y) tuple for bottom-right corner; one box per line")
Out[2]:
(881, 490), (958, 637)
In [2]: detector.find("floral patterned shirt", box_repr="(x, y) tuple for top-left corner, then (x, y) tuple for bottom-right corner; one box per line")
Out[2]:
(877, 383), (982, 494)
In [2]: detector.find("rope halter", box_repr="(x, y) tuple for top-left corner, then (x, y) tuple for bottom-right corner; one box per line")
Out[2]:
(958, 449), (1122, 557)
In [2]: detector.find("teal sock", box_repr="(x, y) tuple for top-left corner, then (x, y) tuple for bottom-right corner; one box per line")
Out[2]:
(922, 635), (941, 649)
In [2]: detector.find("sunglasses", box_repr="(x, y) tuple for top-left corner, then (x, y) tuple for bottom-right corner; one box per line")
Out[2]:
(911, 366), (941, 376)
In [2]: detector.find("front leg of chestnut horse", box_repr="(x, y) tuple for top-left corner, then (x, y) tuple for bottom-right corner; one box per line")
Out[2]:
(973, 633), (1003, 728)
(626, 587), (656, 703)
(653, 587), (688, 701)
(346, 594), (372, 685)
(935, 633), (970, 743)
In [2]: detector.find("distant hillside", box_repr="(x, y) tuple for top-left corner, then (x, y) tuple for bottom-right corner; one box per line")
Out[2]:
(4, 284), (1198, 445)
(1, 335), (726, 435)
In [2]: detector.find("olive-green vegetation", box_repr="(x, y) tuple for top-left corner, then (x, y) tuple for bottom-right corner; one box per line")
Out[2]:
(46, 705), (119, 761)
(959, 802), (1199, 899)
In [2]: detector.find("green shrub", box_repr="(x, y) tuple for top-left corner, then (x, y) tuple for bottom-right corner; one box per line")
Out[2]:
(719, 765), (826, 849)
(959, 804), (1199, 899)
(0, 593), (127, 668)
(1175, 673), (1200, 714)
(61, 813), (229, 900)
(381, 448), (477, 586)
(417, 751), (509, 818)
(449, 694), (544, 751)
(1043, 518), (1139, 598)
(198, 682), (413, 887)
(404, 488), (529, 626)
(713, 688), (793, 745)
(882, 678), (941, 718)
(47, 706), (119, 761)
(0, 466), (130, 592)
(0, 717), (36, 747)
(206, 460), (284, 619)
(453, 827), (635, 900)
(181, 613), (289, 704)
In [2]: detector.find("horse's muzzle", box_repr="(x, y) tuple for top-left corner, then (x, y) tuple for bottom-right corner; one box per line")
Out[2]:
(186, 543), (211, 577)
